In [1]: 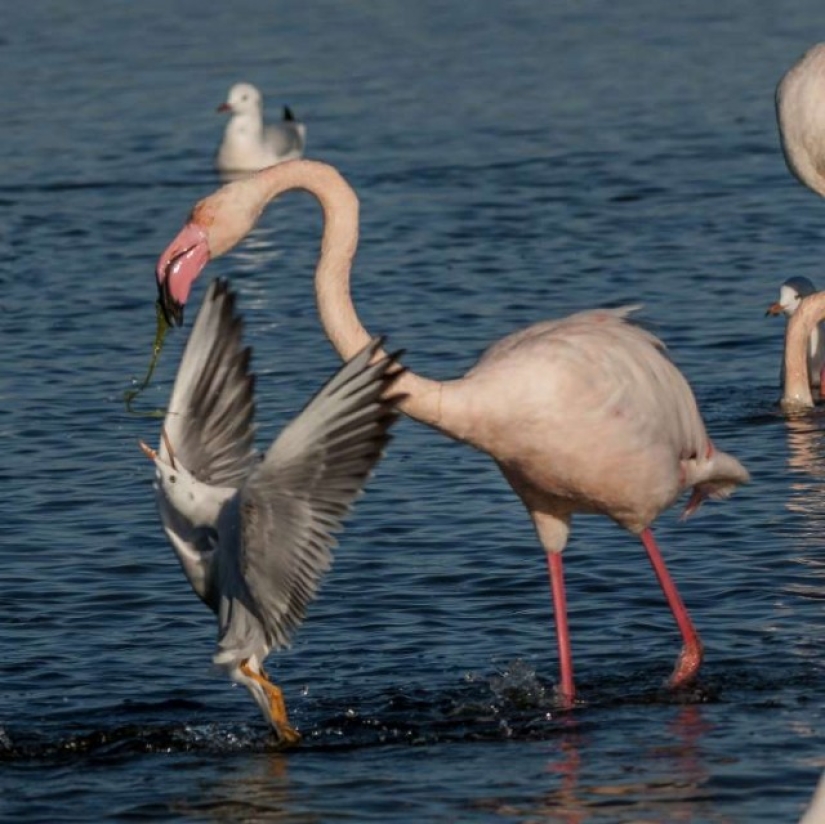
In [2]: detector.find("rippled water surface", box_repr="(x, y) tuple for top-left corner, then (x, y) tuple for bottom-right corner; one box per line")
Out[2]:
(5, 1), (825, 821)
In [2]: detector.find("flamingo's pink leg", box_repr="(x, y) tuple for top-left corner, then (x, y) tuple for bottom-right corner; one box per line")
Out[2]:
(547, 551), (575, 707)
(640, 528), (703, 688)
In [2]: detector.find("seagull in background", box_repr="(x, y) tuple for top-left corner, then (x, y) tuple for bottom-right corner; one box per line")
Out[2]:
(216, 82), (306, 174)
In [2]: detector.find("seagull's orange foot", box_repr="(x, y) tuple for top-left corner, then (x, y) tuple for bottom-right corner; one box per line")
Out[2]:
(263, 682), (301, 748)
(240, 661), (301, 748)
(667, 641), (704, 691)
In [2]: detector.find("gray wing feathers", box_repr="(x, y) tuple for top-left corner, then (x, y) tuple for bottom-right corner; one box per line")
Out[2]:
(264, 122), (306, 157)
(161, 279), (258, 488)
(238, 338), (403, 648)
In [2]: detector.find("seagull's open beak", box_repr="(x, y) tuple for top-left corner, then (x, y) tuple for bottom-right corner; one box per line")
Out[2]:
(161, 428), (177, 469)
(138, 440), (157, 461)
(216, 102), (231, 113)
(766, 302), (783, 316)
(139, 430), (177, 468)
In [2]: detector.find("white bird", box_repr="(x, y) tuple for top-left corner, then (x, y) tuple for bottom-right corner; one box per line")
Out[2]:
(154, 160), (749, 707)
(215, 82), (306, 174)
(766, 276), (825, 393)
(140, 277), (402, 745)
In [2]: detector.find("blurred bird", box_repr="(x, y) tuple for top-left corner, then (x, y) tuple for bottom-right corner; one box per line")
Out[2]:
(216, 82), (306, 174)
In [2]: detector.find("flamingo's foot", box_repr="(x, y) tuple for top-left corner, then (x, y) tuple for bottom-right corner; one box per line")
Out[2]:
(552, 686), (576, 712)
(240, 661), (302, 748)
(667, 641), (704, 691)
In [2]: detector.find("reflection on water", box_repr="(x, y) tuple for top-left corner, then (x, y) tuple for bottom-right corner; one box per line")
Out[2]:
(785, 415), (825, 493)
(229, 225), (286, 277)
(173, 753), (306, 823)
(783, 416), (825, 601)
(471, 706), (723, 823)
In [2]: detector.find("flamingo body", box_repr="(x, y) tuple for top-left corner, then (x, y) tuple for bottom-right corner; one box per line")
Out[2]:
(776, 44), (825, 409)
(777, 43), (825, 199)
(445, 308), (738, 537)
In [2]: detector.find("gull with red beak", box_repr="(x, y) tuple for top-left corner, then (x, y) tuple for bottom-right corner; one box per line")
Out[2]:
(215, 82), (306, 175)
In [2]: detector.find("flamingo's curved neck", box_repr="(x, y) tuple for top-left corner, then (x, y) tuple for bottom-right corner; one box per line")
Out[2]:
(249, 161), (448, 432)
(783, 292), (825, 410)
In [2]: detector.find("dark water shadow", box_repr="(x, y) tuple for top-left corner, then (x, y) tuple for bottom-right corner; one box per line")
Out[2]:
(3, 658), (822, 765)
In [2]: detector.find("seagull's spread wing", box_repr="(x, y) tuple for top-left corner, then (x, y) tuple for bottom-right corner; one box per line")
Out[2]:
(153, 278), (258, 604)
(160, 278), (258, 487)
(236, 338), (403, 648)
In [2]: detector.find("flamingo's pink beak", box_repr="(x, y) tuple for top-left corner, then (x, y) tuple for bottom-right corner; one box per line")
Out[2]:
(155, 222), (211, 327)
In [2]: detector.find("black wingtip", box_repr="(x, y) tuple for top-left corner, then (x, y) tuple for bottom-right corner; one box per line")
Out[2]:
(283, 105), (296, 122)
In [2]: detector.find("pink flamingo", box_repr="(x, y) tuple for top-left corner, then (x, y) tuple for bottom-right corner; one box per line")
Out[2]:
(775, 43), (825, 411)
(781, 292), (825, 411)
(155, 159), (749, 705)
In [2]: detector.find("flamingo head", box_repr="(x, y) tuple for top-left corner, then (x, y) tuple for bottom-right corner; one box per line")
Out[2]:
(155, 221), (211, 326)
(156, 167), (286, 326)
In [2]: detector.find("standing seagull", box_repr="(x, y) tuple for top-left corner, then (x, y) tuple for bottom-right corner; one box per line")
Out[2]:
(154, 160), (749, 706)
(766, 276), (825, 393)
(140, 277), (402, 744)
(216, 82), (306, 174)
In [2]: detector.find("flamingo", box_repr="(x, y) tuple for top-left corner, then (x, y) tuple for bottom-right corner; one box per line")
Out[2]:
(775, 43), (825, 411)
(766, 276), (825, 395)
(777, 43), (825, 199)
(216, 82), (306, 174)
(800, 771), (825, 824)
(154, 159), (749, 705)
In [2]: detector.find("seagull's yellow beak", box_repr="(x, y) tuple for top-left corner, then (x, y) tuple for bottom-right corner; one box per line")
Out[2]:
(138, 440), (157, 461)
(138, 431), (177, 468)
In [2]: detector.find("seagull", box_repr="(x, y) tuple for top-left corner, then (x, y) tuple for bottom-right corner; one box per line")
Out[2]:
(215, 82), (306, 174)
(139, 278), (402, 744)
(766, 276), (825, 392)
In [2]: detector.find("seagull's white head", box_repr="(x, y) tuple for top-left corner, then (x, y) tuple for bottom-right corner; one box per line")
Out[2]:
(218, 82), (263, 117)
(139, 437), (231, 528)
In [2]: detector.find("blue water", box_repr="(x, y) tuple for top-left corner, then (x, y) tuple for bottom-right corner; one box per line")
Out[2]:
(4, 1), (825, 820)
